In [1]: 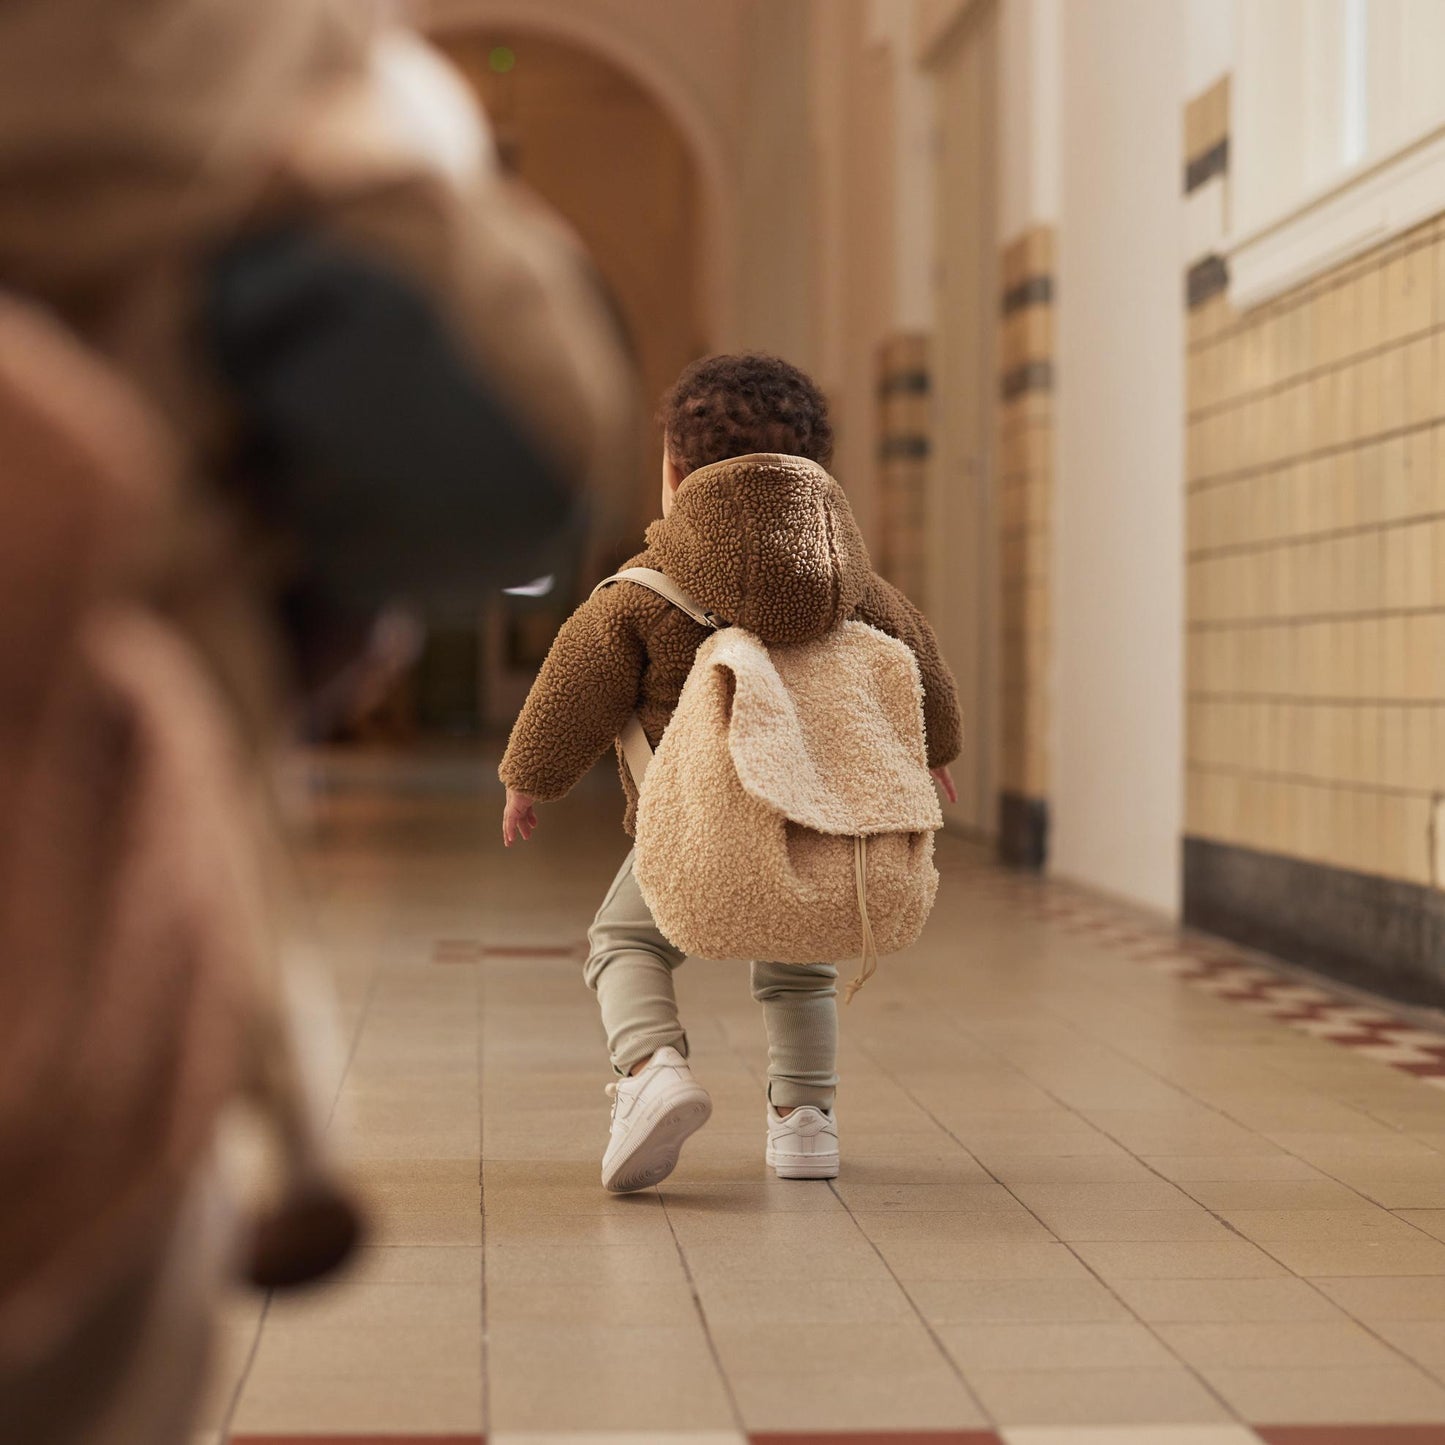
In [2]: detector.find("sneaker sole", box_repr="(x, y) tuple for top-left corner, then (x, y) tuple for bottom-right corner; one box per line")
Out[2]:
(602, 1089), (712, 1193)
(767, 1149), (840, 1181)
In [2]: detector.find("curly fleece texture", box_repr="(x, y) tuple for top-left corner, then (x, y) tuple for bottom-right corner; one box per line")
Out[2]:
(500, 453), (964, 833)
(632, 621), (942, 964)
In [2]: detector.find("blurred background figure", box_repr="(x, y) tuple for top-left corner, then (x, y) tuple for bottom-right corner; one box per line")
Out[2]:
(0, 0), (632, 1441)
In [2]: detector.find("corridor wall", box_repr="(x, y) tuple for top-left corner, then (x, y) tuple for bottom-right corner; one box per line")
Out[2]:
(1182, 37), (1445, 1001)
(1050, 0), (1186, 915)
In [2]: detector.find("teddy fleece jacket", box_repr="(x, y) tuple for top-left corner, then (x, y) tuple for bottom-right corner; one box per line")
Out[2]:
(499, 452), (963, 834)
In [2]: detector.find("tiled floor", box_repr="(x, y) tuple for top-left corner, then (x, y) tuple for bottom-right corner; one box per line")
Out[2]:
(205, 748), (1445, 1445)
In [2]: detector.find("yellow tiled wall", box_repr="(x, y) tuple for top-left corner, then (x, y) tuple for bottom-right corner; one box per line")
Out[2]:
(999, 227), (1055, 813)
(1186, 222), (1445, 887)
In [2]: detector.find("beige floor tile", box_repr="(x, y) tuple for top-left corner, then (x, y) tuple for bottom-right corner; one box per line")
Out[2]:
(483, 1181), (665, 1215)
(1220, 1208), (1428, 1242)
(231, 1366), (483, 1433)
(1271, 1133), (1444, 1162)
(830, 1153), (993, 1183)
(1072, 1240), (1289, 1281)
(731, 1364), (987, 1430)
(908, 1277), (1132, 1324)
(849, 1208), (1056, 1244)
(710, 1319), (946, 1375)
(1145, 1155), (1328, 1182)
(697, 1275), (920, 1323)
(1200, 1363), (1445, 1422)
(658, 1179), (846, 1213)
(1180, 1179), (1372, 1210)
(966, 1366), (1231, 1426)
(1318, 1274), (1445, 1320)
(1009, 1181), (1197, 1211)
(1081, 1112), (1275, 1156)
(938, 1320), (1177, 1370)
(1032, 1209), (1234, 1242)
(1158, 1318), (1402, 1369)
(680, 1237), (894, 1282)
(483, 1208), (674, 1247)
(1397, 1209), (1445, 1243)
(485, 1242), (689, 1284)
(835, 1180), (1027, 1211)
(1260, 1237), (1445, 1276)
(262, 1280), (479, 1337)
(485, 1278), (700, 1325)
(1366, 1319), (1445, 1373)
(664, 1209), (863, 1247)
(989, 1155), (1163, 1184)
(487, 1325), (736, 1431)
(1107, 1276), (1349, 1323)
(873, 1238), (1093, 1282)
(968, 1134), (1131, 1165)
(1349, 1179), (1445, 1209)
(342, 1245), (483, 1285)
(1001, 1429), (1260, 1445)
(250, 1304), (480, 1385)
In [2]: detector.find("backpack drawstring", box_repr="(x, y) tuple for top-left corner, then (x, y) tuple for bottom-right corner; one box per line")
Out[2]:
(844, 833), (878, 1004)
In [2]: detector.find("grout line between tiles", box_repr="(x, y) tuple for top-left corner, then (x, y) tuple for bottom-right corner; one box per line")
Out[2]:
(215, 1292), (272, 1444)
(1186, 312), (1445, 423)
(658, 1181), (749, 1438)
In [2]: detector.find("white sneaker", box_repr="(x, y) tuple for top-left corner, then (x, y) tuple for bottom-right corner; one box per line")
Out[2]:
(766, 1103), (840, 1180)
(601, 1047), (712, 1193)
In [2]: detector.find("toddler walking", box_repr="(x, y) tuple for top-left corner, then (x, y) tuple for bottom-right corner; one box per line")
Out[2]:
(501, 354), (962, 1191)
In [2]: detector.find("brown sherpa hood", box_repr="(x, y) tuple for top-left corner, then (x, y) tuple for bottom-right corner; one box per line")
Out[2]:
(644, 453), (872, 645)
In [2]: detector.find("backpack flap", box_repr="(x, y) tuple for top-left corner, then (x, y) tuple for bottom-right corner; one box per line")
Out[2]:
(705, 622), (942, 838)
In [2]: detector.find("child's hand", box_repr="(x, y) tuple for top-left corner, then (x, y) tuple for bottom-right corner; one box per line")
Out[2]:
(502, 788), (539, 846)
(931, 765), (958, 805)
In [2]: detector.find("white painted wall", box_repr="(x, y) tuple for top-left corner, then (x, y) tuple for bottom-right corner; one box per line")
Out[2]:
(1186, 0), (1236, 95)
(871, 0), (936, 331)
(998, 0), (1061, 239)
(735, 0), (816, 364)
(1052, 0), (1186, 914)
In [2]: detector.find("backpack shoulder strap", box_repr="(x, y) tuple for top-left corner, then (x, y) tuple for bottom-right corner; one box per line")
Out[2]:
(592, 567), (723, 632)
(591, 568), (721, 791)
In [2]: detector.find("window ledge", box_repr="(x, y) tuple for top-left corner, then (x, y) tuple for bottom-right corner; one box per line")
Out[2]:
(1226, 123), (1445, 311)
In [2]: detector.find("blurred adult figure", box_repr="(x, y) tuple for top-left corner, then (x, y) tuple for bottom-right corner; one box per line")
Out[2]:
(0, 1), (634, 1441)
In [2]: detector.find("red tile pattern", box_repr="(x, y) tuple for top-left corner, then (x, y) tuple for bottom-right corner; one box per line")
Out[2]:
(433, 940), (583, 963)
(477, 943), (584, 959)
(433, 939), (484, 963)
(961, 870), (1445, 1087)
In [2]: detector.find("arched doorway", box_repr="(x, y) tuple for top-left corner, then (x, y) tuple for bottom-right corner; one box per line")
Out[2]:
(435, 30), (710, 728)
(442, 30), (707, 545)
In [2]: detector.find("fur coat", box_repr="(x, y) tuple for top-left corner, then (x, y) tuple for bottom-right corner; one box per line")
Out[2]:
(500, 453), (963, 833)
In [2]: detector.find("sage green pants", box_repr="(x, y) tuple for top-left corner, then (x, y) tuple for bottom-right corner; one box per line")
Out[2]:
(585, 851), (838, 1109)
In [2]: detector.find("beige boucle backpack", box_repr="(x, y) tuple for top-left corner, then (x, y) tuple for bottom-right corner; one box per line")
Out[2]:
(596, 568), (943, 999)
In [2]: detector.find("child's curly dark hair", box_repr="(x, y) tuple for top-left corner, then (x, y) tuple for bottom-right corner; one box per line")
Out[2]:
(658, 353), (834, 478)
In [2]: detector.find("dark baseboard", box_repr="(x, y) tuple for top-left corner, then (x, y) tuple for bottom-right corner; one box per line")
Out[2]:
(999, 792), (1049, 871)
(1183, 835), (1445, 1009)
